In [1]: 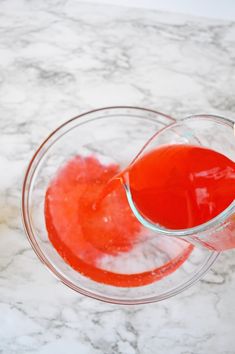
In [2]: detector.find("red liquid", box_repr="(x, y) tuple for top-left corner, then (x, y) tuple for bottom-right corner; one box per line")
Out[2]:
(45, 144), (235, 287)
(127, 144), (235, 229)
(45, 155), (193, 287)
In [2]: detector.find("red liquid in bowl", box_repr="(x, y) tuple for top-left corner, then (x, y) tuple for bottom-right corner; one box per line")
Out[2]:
(45, 155), (192, 287)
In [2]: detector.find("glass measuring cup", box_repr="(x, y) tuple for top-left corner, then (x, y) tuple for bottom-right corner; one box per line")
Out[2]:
(121, 114), (235, 251)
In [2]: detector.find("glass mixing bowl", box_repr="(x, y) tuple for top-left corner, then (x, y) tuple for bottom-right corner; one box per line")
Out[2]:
(22, 106), (219, 304)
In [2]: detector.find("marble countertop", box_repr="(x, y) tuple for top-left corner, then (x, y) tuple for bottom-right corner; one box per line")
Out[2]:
(1, 1), (235, 353)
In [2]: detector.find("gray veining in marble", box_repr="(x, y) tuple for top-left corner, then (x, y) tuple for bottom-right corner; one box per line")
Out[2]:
(0, 0), (235, 353)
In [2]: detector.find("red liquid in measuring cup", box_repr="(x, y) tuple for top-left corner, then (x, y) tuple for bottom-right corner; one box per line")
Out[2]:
(127, 144), (235, 229)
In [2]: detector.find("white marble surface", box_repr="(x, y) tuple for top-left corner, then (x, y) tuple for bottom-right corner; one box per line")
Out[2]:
(0, 0), (235, 353)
